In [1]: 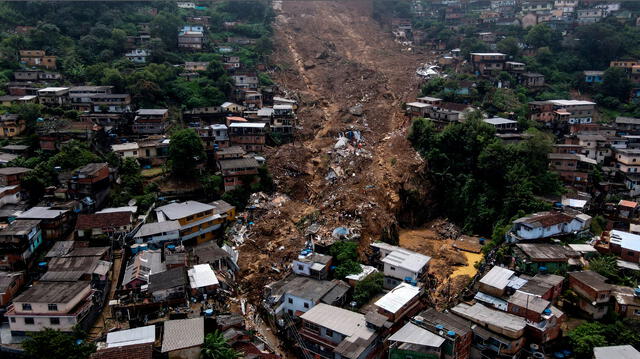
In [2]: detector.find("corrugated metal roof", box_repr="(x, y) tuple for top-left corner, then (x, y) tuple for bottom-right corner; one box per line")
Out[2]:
(388, 322), (445, 348)
(374, 282), (420, 314)
(300, 303), (375, 341)
(161, 318), (204, 352)
(594, 345), (640, 359)
(381, 249), (431, 273)
(479, 266), (515, 290)
(107, 325), (155, 348)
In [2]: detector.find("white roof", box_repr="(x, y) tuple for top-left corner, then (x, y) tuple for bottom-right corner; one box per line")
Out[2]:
(300, 303), (375, 340)
(388, 322), (445, 348)
(111, 143), (139, 152)
(610, 230), (640, 252)
(257, 108), (274, 116)
(406, 102), (430, 108)
(156, 201), (215, 220)
(162, 317), (204, 352)
(562, 198), (587, 209)
(617, 259), (640, 271)
(273, 96), (296, 104)
(345, 265), (378, 281)
(382, 248), (431, 273)
(134, 220), (181, 238)
(37, 87), (69, 92)
(470, 52), (506, 56)
(18, 206), (67, 219)
(97, 206), (137, 214)
(416, 96), (442, 102)
(484, 117), (517, 125)
(568, 244), (597, 253)
(479, 266), (515, 290)
(594, 345), (640, 359)
(548, 99), (596, 106)
(188, 264), (219, 288)
(107, 325), (155, 348)
(210, 124), (227, 130)
(229, 122), (266, 128)
(273, 104), (293, 110)
(374, 282), (420, 314)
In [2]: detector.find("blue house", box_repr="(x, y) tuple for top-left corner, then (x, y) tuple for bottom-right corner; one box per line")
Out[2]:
(584, 71), (604, 83)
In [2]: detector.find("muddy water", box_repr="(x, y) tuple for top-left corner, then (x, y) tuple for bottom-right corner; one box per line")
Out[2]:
(451, 251), (483, 278)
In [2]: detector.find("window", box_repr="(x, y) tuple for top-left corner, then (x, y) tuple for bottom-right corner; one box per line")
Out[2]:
(24, 318), (34, 325)
(304, 322), (320, 333)
(390, 266), (396, 271)
(325, 329), (334, 337)
(629, 251), (635, 256)
(288, 298), (293, 304)
(298, 265), (304, 271)
(50, 318), (60, 325)
(304, 302), (309, 309)
(10, 317), (15, 323)
(22, 303), (32, 311)
(48, 304), (58, 311)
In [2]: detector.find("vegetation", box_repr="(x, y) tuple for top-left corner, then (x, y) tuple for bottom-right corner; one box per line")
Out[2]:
(568, 319), (640, 357)
(353, 272), (384, 306)
(409, 115), (562, 234)
(22, 328), (96, 359)
(201, 330), (241, 359)
(329, 241), (362, 279)
(168, 128), (206, 178)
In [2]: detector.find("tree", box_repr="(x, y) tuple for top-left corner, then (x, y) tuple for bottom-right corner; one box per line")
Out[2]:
(22, 328), (96, 359)
(353, 272), (384, 306)
(150, 12), (181, 51)
(568, 322), (608, 357)
(496, 37), (520, 57)
(525, 24), (560, 49)
(168, 128), (206, 177)
(202, 330), (241, 359)
(329, 241), (362, 278)
(588, 255), (619, 281)
(601, 67), (632, 103)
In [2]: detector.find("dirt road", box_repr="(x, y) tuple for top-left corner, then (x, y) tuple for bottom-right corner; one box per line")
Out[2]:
(237, 1), (431, 301)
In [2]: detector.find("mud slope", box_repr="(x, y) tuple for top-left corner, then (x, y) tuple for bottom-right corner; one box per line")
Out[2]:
(238, 0), (431, 300)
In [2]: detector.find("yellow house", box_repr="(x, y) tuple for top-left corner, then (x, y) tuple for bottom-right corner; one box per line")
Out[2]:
(0, 114), (26, 138)
(155, 201), (224, 244)
(211, 200), (236, 223)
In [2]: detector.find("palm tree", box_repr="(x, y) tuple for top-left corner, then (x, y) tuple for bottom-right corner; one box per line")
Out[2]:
(201, 330), (241, 359)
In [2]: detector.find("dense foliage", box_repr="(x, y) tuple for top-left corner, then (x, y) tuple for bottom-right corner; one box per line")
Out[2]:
(168, 128), (206, 177)
(353, 272), (384, 306)
(409, 115), (562, 234)
(22, 328), (96, 359)
(202, 330), (241, 359)
(329, 241), (362, 279)
(568, 319), (640, 357)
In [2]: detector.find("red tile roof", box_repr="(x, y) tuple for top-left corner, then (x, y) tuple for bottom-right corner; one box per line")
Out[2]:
(76, 212), (132, 230)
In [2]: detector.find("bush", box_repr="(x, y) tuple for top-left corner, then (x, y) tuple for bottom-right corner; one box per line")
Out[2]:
(353, 272), (384, 306)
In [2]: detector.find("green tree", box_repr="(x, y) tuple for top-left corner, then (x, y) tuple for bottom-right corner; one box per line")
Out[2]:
(150, 12), (181, 51)
(168, 128), (205, 177)
(353, 272), (384, 306)
(568, 322), (608, 357)
(496, 37), (520, 57)
(201, 330), (241, 359)
(525, 24), (560, 49)
(22, 328), (96, 359)
(601, 67), (632, 103)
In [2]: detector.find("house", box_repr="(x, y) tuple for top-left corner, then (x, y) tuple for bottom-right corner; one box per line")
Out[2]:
(469, 53), (506, 75)
(615, 148), (640, 174)
(89, 93), (132, 113)
(371, 242), (431, 289)
(508, 210), (592, 242)
(263, 275), (350, 317)
(615, 117), (640, 133)
(612, 285), (640, 319)
(223, 56), (240, 70)
(548, 153), (594, 188)
(519, 72), (545, 88)
(41, 255), (111, 283)
(19, 50), (56, 69)
(6, 281), (93, 334)
(191, 241), (235, 270)
(387, 322), (446, 359)
(0, 220), (43, 271)
(184, 61), (209, 71)
(218, 158), (260, 192)
(133, 109), (170, 135)
(608, 230), (640, 263)
(178, 25), (205, 50)
(577, 8), (604, 24)
(584, 70), (604, 83)
(299, 303), (379, 359)
(148, 267), (188, 302)
(211, 200), (236, 222)
(188, 264), (219, 295)
(345, 265), (378, 287)
(451, 303), (526, 357)
(594, 345), (640, 359)
(125, 49), (150, 64)
(228, 122), (267, 152)
(75, 211), (133, 241)
(18, 206), (72, 242)
(374, 282), (421, 323)
(528, 100), (596, 125)
(14, 69), (61, 81)
(161, 317), (204, 359)
(0, 185), (20, 208)
(478, 266), (524, 297)
(0, 114), (26, 137)
(405, 102), (430, 118)
(133, 220), (181, 246)
(231, 73), (259, 90)
(506, 291), (563, 342)
(199, 124), (229, 151)
(410, 308), (473, 359)
(122, 249), (165, 290)
(292, 251), (333, 279)
(68, 162), (111, 208)
(618, 200), (638, 219)
(514, 243), (578, 274)
(568, 270), (612, 319)
(37, 87), (70, 106)
(111, 142), (139, 158)
(155, 201), (224, 244)
(0, 271), (25, 307)
(520, 273), (565, 302)
(0, 167), (30, 186)
(483, 117), (517, 132)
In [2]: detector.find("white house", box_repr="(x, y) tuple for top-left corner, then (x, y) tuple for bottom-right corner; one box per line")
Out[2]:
(133, 220), (181, 245)
(292, 252), (332, 279)
(111, 142), (139, 158)
(372, 242), (431, 289)
(509, 211), (591, 242)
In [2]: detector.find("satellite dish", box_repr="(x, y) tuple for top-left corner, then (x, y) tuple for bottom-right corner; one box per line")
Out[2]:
(128, 199), (137, 206)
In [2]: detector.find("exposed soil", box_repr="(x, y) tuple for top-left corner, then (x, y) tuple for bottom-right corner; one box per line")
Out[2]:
(236, 0), (434, 302)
